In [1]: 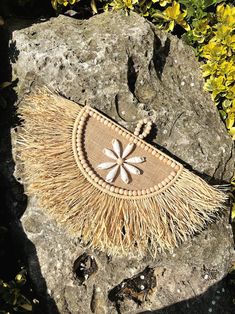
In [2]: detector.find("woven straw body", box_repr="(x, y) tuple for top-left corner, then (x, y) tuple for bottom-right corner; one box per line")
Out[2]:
(16, 88), (228, 257)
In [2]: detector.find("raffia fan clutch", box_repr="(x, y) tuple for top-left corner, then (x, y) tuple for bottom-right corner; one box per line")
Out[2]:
(17, 89), (227, 256)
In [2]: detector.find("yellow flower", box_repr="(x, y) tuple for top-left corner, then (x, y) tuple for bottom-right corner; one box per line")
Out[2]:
(216, 3), (235, 27)
(163, 1), (190, 31)
(222, 99), (232, 110)
(217, 61), (235, 86)
(228, 127), (235, 140)
(226, 112), (235, 130)
(215, 24), (232, 41)
(109, 0), (138, 11)
(204, 75), (227, 99)
(231, 202), (235, 219)
(160, 0), (172, 6)
(152, 0), (172, 6)
(200, 61), (218, 77)
(200, 41), (227, 61)
(226, 84), (235, 100)
(51, 0), (78, 9)
(191, 18), (211, 43)
(51, 0), (58, 9)
(223, 34), (235, 52)
(231, 99), (235, 113)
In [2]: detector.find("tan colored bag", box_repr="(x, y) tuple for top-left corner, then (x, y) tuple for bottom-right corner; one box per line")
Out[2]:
(17, 88), (227, 256)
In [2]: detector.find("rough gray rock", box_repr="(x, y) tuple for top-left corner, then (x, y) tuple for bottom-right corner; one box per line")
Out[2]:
(9, 12), (235, 314)
(10, 12), (234, 181)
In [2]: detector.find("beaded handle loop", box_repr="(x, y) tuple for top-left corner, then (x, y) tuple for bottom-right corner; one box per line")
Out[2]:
(134, 118), (153, 139)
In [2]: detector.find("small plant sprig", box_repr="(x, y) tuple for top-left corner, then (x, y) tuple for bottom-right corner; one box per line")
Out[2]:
(0, 270), (33, 313)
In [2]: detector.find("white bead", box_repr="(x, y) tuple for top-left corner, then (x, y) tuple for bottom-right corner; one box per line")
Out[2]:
(167, 159), (172, 165)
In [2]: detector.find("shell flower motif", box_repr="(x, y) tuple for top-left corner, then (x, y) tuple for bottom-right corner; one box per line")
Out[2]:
(97, 139), (145, 184)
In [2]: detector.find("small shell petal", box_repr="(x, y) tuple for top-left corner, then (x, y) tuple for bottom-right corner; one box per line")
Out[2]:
(112, 139), (121, 157)
(123, 163), (140, 175)
(103, 148), (117, 160)
(125, 156), (145, 164)
(97, 162), (116, 170)
(120, 166), (129, 184)
(105, 165), (119, 183)
(122, 143), (135, 158)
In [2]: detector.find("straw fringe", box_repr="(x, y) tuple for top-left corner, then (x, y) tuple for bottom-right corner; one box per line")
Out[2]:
(16, 89), (228, 257)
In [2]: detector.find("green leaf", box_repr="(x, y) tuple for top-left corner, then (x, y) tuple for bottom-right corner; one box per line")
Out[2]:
(0, 81), (12, 89)
(204, 0), (224, 8)
(219, 110), (227, 120)
(91, 0), (98, 14)
(231, 203), (235, 221)
(19, 303), (33, 311)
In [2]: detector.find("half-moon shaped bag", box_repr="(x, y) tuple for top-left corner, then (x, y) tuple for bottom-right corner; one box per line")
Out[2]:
(16, 88), (227, 256)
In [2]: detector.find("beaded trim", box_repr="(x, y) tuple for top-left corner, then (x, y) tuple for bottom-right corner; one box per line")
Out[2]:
(134, 118), (153, 139)
(72, 106), (183, 199)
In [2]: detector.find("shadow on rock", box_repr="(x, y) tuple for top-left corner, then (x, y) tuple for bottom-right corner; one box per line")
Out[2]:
(139, 277), (235, 314)
(0, 20), (59, 314)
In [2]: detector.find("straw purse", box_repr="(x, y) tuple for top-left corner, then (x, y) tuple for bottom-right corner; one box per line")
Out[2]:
(17, 88), (227, 256)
